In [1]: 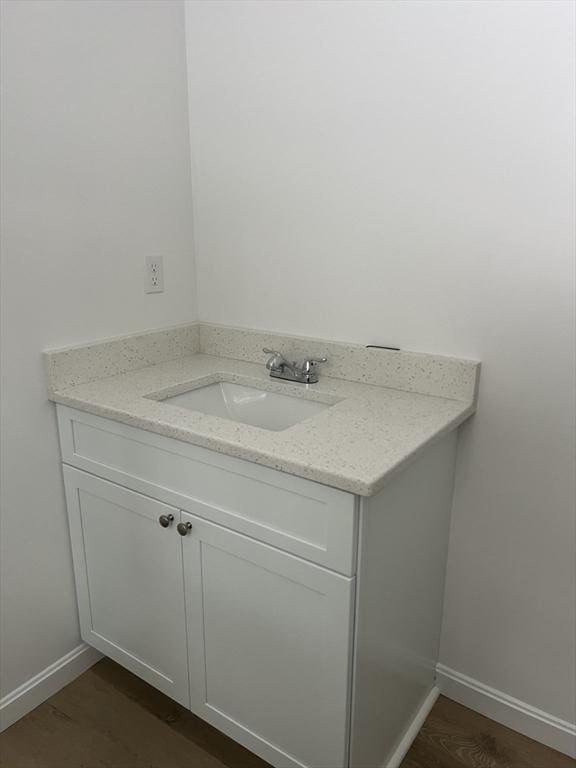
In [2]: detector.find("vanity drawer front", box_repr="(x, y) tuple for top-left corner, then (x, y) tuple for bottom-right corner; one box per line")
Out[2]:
(57, 406), (357, 575)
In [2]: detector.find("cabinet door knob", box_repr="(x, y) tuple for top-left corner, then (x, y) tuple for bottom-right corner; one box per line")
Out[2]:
(177, 521), (193, 536)
(158, 513), (174, 528)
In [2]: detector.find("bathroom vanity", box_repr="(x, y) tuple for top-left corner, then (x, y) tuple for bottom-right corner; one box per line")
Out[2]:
(46, 323), (479, 768)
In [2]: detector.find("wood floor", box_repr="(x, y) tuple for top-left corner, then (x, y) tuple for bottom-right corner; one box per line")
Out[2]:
(0, 658), (572, 768)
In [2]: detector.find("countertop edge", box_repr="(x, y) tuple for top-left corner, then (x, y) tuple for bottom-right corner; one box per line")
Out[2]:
(48, 390), (476, 497)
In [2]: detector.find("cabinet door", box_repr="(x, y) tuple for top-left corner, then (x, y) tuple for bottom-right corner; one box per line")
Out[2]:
(63, 467), (190, 707)
(182, 512), (355, 768)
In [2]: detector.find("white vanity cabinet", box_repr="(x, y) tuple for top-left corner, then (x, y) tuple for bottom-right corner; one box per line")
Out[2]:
(57, 404), (458, 768)
(64, 466), (353, 768)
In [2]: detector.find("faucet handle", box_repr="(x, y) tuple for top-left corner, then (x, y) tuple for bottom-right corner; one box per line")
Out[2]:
(263, 348), (288, 371)
(301, 357), (327, 373)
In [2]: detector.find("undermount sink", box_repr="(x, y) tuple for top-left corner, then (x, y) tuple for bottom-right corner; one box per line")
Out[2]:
(160, 381), (332, 431)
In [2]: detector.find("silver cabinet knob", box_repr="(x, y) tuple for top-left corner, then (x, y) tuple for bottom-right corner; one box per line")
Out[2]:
(177, 521), (193, 536)
(158, 513), (174, 528)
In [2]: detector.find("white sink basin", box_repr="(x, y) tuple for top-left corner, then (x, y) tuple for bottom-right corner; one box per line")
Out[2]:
(161, 381), (332, 431)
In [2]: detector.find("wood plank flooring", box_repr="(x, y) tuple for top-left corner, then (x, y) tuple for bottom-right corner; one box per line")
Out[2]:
(0, 658), (572, 768)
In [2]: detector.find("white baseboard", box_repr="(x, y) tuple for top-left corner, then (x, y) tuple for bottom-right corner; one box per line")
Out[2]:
(0, 643), (102, 732)
(3, 652), (573, 761)
(436, 663), (576, 759)
(384, 685), (440, 768)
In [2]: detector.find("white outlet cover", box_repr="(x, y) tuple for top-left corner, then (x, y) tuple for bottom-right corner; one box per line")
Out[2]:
(145, 255), (164, 294)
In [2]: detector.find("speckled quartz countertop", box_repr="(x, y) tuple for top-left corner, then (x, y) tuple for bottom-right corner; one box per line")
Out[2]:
(45, 324), (479, 496)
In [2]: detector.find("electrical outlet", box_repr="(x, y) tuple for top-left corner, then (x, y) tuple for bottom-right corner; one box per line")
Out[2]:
(145, 256), (164, 293)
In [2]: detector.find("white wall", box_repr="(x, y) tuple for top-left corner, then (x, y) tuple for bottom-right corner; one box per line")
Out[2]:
(0, 0), (196, 697)
(185, 0), (576, 724)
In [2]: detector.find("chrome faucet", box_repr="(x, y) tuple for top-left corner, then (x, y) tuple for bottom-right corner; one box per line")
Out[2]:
(263, 348), (327, 384)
